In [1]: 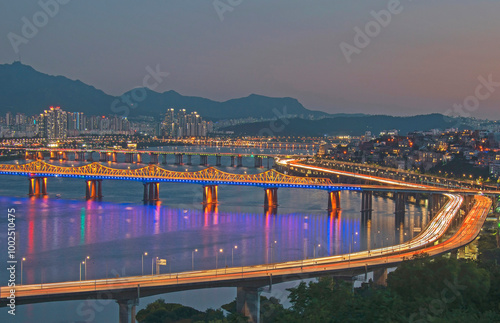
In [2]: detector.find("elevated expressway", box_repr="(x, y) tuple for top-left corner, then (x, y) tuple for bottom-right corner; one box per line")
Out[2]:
(0, 159), (496, 323)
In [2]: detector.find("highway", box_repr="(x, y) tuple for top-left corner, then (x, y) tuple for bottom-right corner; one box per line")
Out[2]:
(2, 192), (490, 306)
(1, 159), (495, 309)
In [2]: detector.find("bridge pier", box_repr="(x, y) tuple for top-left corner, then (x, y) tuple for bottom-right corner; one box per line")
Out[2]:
(237, 156), (243, 167)
(37, 151), (44, 160)
(136, 153), (142, 164)
(186, 155), (192, 165)
(149, 153), (159, 164)
(200, 155), (208, 166)
(62, 152), (69, 161)
(175, 153), (184, 165)
(429, 194), (443, 218)
(328, 191), (341, 211)
(161, 154), (167, 165)
(49, 151), (58, 160)
(264, 188), (278, 208)
(143, 182), (160, 202)
(112, 152), (118, 163)
(125, 153), (134, 163)
(395, 192), (406, 226)
(29, 177), (47, 197)
(116, 298), (139, 323)
(99, 152), (108, 162)
(87, 152), (94, 162)
(361, 191), (373, 223)
(216, 155), (222, 166)
(86, 180), (103, 200)
(267, 157), (271, 169)
(231, 156), (236, 167)
(236, 287), (261, 323)
(254, 156), (263, 168)
(203, 185), (218, 204)
(372, 268), (388, 286)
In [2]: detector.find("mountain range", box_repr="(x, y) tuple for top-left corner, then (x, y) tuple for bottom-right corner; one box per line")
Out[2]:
(0, 62), (484, 136)
(0, 62), (328, 120)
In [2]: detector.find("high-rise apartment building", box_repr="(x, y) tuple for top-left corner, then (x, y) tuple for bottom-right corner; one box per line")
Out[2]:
(38, 106), (68, 139)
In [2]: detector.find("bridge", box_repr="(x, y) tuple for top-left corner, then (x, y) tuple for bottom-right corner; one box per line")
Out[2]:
(0, 193), (492, 323)
(1, 159), (498, 322)
(20, 148), (283, 168)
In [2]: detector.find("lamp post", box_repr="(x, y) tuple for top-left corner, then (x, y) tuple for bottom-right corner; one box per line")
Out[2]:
(79, 261), (84, 281)
(192, 249), (198, 271)
(152, 257), (158, 276)
(216, 249), (223, 273)
(313, 244), (321, 258)
(84, 256), (89, 280)
(142, 252), (148, 275)
(232, 246), (237, 267)
(21, 257), (25, 285)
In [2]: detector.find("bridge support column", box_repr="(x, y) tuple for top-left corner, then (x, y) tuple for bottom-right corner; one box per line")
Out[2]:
(161, 154), (167, 165)
(143, 183), (160, 202)
(372, 268), (388, 286)
(216, 155), (222, 166)
(429, 194), (442, 218)
(203, 185), (218, 204)
(62, 152), (68, 161)
(264, 188), (278, 208)
(136, 154), (142, 164)
(267, 157), (271, 169)
(125, 153), (134, 163)
(50, 151), (58, 160)
(237, 156), (243, 167)
(86, 180), (102, 200)
(463, 195), (475, 214)
(175, 154), (184, 165)
(361, 191), (373, 223)
(328, 191), (341, 211)
(37, 152), (44, 160)
(99, 152), (108, 162)
(254, 156), (263, 168)
(231, 156), (236, 167)
(236, 287), (261, 323)
(29, 177), (47, 196)
(395, 192), (406, 226)
(87, 152), (94, 162)
(116, 298), (138, 323)
(186, 155), (192, 165)
(112, 152), (118, 163)
(149, 153), (159, 164)
(200, 155), (208, 166)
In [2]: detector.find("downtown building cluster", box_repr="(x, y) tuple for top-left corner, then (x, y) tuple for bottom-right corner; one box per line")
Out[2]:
(161, 108), (210, 138)
(318, 128), (500, 180)
(1, 107), (211, 139)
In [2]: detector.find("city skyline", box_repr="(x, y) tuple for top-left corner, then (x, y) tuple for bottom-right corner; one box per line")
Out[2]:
(2, 1), (500, 119)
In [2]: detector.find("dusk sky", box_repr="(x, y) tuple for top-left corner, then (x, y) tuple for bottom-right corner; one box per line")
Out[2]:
(1, 0), (500, 119)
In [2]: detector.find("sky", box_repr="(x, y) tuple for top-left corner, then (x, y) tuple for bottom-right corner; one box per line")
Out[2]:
(1, 0), (500, 119)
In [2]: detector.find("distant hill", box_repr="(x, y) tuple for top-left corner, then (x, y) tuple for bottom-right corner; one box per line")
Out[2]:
(221, 114), (460, 136)
(0, 62), (328, 119)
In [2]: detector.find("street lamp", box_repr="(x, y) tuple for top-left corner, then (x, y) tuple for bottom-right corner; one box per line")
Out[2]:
(79, 261), (85, 281)
(232, 246), (237, 267)
(216, 249), (223, 273)
(84, 256), (90, 280)
(192, 249), (198, 271)
(152, 256), (158, 276)
(313, 244), (321, 258)
(142, 252), (148, 275)
(21, 257), (26, 285)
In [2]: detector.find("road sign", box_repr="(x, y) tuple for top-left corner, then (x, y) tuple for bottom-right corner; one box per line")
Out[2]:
(157, 259), (166, 266)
